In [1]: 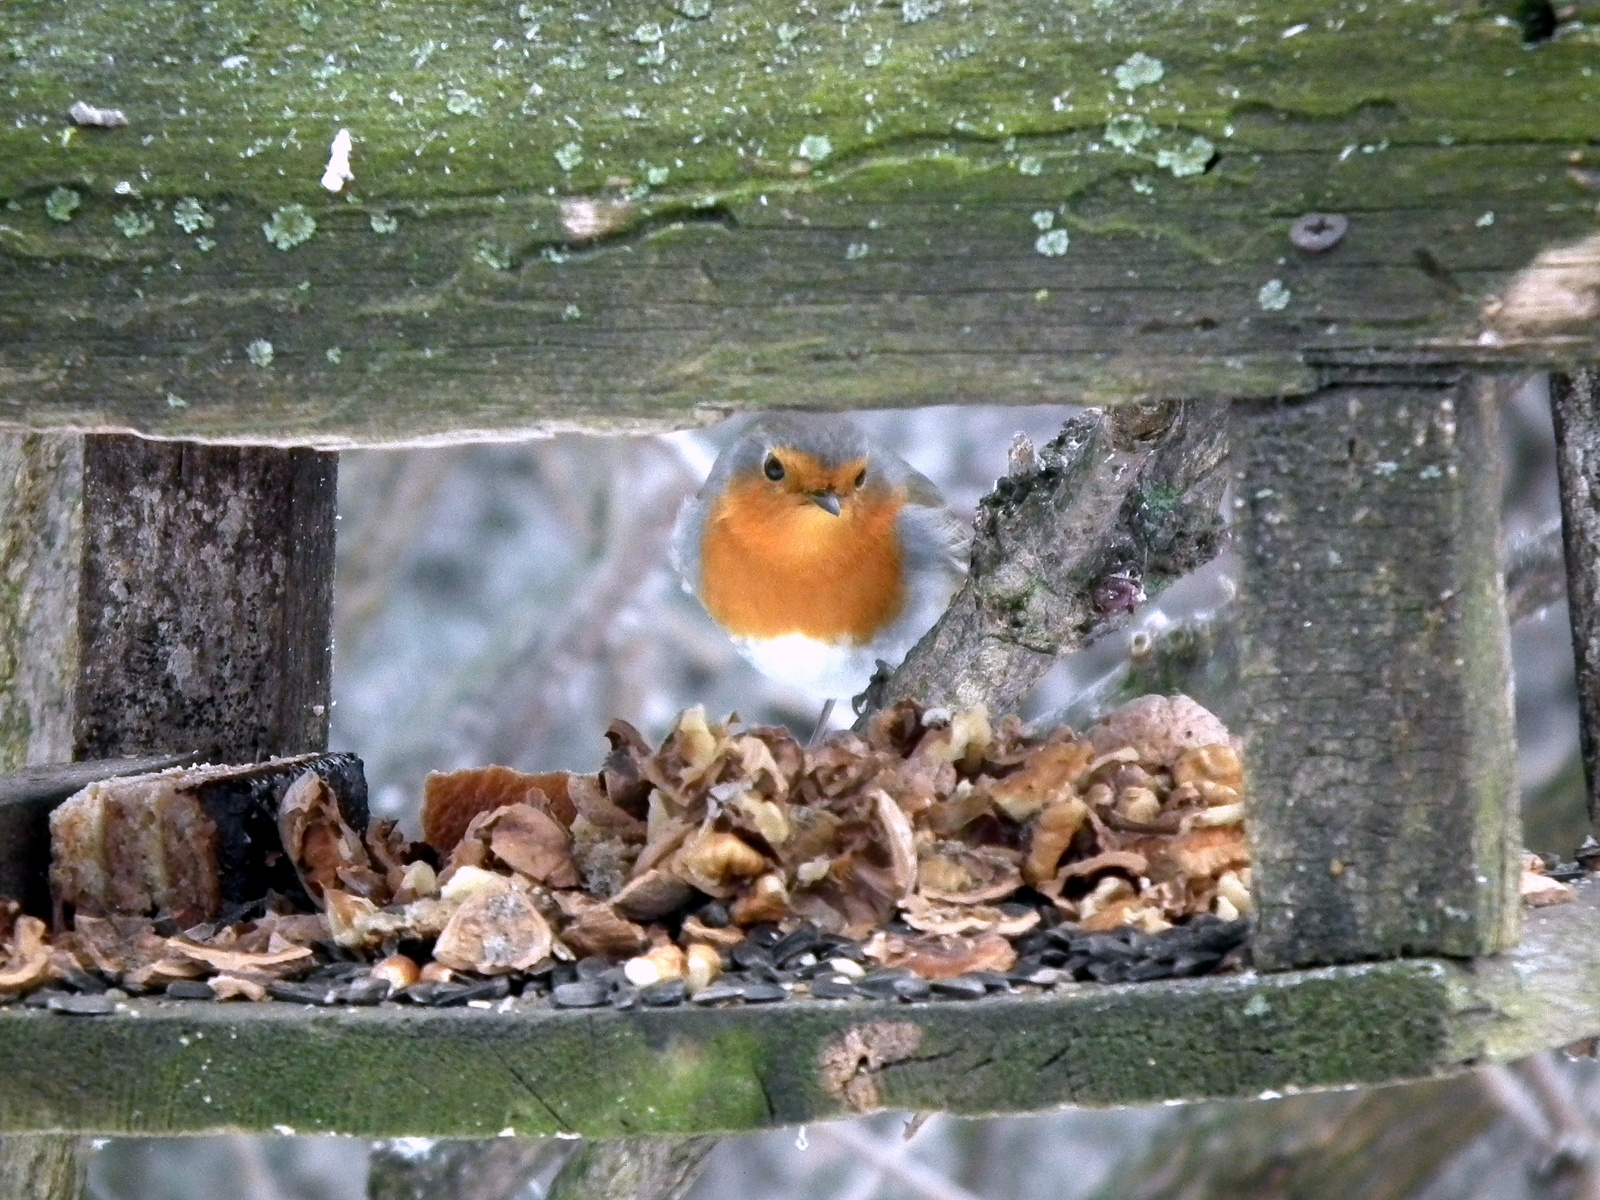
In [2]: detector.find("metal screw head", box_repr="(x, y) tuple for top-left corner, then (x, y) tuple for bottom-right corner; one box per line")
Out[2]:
(1289, 212), (1349, 253)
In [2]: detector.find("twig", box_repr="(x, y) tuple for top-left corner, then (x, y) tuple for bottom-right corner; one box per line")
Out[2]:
(1505, 519), (1568, 625)
(367, 1138), (577, 1200)
(1551, 369), (1600, 832)
(816, 1122), (983, 1200)
(543, 1136), (716, 1200)
(860, 401), (1228, 721)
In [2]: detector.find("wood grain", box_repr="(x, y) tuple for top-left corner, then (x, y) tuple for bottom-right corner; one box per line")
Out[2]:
(1234, 383), (1520, 968)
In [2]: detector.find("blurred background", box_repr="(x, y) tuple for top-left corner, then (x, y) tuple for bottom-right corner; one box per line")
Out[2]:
(88, 381), (1600, 1200)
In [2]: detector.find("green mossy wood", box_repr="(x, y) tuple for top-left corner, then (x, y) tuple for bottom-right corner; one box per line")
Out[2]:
(1235, 384), (1520, 968)
(0, 876), (1592, 1138)
(2, 0), (1599, 444)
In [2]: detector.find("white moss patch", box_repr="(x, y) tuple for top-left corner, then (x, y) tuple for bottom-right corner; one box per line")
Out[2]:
(1157, 137), (1215, 177)
(173, 198), (214, 233)
(798, 134), (833, 162)
(1113, 52), (1164, 90)
(45, 187), (80, 223)
(1257, 279), (1292, 311)
(113, 210), (154, 238)
(1035, 228), (1069, 256)
(263, 205), (316, 250)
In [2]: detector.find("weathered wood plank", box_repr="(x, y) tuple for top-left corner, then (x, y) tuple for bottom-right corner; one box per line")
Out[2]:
(0, 877), (1592, 1138)
(1550, 369), (1600, 834)
(1233, 384), (1519, 968)
(0, 1134), (85, 1200)
(0, 434), (337, 765)
(2, 0), (1598, 443)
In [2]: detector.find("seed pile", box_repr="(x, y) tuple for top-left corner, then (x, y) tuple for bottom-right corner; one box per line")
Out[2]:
(4, 694), (1253, 1011)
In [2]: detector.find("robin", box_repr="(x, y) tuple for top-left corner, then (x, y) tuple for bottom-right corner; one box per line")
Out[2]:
(671, 414), (968, 722)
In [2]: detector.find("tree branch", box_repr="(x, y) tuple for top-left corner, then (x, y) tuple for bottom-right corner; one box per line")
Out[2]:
(859, 401), (1229, 721)
(543, 1137), (716, 1200)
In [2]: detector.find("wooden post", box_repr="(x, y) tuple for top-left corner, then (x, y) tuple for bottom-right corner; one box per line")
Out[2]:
(0, 432), (337, 767)
(1234, 382), (1520, 970)
(1550, 370), (1600, 834)
(0, 431), (338, 1200)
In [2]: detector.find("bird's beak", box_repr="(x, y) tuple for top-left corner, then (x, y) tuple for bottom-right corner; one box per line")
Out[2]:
(811, 490), (842, 516)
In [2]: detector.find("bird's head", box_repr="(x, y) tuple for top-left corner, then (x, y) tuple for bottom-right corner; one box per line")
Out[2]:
(722, 415), (876, 518)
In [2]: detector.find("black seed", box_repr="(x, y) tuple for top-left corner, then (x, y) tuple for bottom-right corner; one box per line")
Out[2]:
(339, 978), (392, 1006)
(930, 975), (988, 1000)
(746, 923), (784, 949)
(771, 923), (821, 965)
(395, 982), (461, 1007)
(1086, 961), (1129, 983)
(609, 985), (639, 1010)
(576, 956), (615, 981)
(892, 976), (931, 1002)
(1083, 932), (1139, 960)
(856, 970), (911, 1000)
(1126, 960), (1176, 983)
(597, 967), (629, 990)
(816, 939), (866, 962)
(690, 982), (745, 1005)
(740, 981), (787, 1003)
(731, 943), (776, 971)
(165, 980), (217, 1001)
(642, 979), (689, 1007)
(305, 961), (368, 984)
(436, 978), (511, 1007)
(1168, 952), (1224, 978)
(551, 981), (609, 1009)
(966, 971), (1012, 993)
(24, 989), (65, 1009)
(48, 993), (116, 1016)
(811, 976), (859, 1000)
(1016, 932), (1052, 956)
(696, 902), (731, 929)
(61, 969), (109, 995)
(1062, 955), (1094, 980)
(1045, 928), (1084, 952)
(550, 963), (579, 988)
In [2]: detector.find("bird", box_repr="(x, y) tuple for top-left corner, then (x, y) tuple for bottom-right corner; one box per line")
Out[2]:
(671, 414), (968, 731)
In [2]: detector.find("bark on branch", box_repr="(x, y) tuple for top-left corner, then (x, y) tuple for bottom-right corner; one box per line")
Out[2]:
(859, 400), (1229, 722)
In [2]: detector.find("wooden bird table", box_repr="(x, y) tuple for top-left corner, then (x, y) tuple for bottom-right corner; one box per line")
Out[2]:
(3, 0), (1600, 1192)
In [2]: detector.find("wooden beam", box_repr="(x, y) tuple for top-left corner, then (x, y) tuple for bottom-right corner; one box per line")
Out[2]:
(0, 432), (339, 1197)
(1233, 383), (1520, 969)
(0, 1135), (85, 1200)
(0, 433), (337, 766)
(1550, 369), (1600, 835)
(0, 875), (1590, 1138)
(2, 0), (1598, 444)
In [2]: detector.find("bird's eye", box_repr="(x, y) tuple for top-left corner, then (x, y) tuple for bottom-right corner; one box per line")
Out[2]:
(854, 468), (866, 488)
(763, 454), (785, 481)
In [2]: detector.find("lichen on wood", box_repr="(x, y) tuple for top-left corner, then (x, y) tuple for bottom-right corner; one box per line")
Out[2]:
(1, 0), (1598, 443)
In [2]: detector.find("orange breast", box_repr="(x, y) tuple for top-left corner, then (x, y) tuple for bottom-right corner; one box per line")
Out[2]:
(698, 479), (906, 645)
